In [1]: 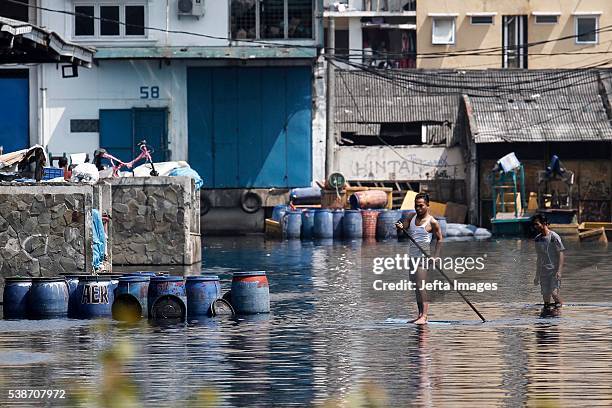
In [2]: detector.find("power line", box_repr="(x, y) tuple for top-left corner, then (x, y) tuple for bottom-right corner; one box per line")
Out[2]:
(8, 0), (612, 61)
(328, 55), (612, 100)
(330, 58), (474, 170)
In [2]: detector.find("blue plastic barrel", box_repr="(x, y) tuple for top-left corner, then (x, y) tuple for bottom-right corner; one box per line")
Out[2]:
(231, 271), (270, 314)
(148, 276), (187, 320)
(376, 210), (401, 241)
(301, 209), (315, 239)
(75, 276), (115, 319)
(435, 216), (447, 237)
(99, 273), (122, 295)
(401, 209), (416, 219)
(342, 210), (363, 239)
(313, 209), (333, 239)
(282, 210), (302, 239)
(113, 275), (150, 321)
(271, 205), (288, 222)
(124, 271), (158, 277)
(289, 187), (321, 205)
(3, 277), (32, 319)
(28, 277), (69, 319)
(186, 275), (221, 318)
(61, 274), (89, 318)
(332, 210), (344, 239)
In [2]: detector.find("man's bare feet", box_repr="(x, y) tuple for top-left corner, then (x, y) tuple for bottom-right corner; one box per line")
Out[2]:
(408, 316), (420, 323)
(414, 315), (428, 325)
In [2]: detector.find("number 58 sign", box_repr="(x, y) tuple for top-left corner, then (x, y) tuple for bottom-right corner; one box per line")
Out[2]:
(140, 86), (160, 99)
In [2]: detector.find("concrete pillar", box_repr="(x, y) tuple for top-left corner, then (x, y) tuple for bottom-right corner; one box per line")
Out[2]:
(325, 19), (336, 178)
(312, 57), (327, 184)
(348, 17), (363, 67)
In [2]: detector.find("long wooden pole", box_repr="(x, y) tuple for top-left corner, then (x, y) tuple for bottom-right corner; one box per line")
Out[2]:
(400, 227), (487, 323)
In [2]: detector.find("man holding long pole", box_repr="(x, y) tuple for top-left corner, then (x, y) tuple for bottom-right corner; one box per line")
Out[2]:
(396, 193), (444, 324)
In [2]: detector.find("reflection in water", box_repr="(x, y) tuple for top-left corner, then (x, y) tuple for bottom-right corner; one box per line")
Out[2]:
(0, 237), (610, 406)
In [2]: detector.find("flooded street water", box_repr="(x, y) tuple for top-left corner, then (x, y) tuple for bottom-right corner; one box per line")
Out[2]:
(1, 236), (611, 407)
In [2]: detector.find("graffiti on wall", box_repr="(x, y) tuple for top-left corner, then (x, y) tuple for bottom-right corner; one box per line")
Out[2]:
(337, 147), (467, 181)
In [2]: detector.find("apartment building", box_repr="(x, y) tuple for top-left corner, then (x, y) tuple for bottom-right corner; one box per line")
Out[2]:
(419, 0), (612, 69)
(325, 1), (612, 69)
(324, 0), (416, 67)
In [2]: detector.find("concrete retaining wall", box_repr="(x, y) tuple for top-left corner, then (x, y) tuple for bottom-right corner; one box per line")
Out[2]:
(0, 183), (111, 277)
(108, 177), (201, 265)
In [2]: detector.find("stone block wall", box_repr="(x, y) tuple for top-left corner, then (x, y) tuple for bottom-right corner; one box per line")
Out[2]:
(0, 184), (111, 277)
(109, 177), (201, 265)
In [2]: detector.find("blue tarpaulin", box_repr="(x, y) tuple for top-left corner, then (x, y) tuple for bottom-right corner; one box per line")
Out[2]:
(169, 165), (204, 191)
(91, 209), (106, 271)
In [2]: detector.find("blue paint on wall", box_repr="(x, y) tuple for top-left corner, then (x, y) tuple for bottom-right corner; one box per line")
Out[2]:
(99, 109), (133, 163)
(187, 66), (312, 188)
(100, 108), (168, 163)
(0, 78), (29, 152)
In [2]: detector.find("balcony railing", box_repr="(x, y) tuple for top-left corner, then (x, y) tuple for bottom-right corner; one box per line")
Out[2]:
(325, 0), (416, 13)
(364, 0), (415, 12)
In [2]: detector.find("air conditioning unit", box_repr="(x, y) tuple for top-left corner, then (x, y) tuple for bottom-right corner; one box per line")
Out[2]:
(177, 0), (205, 18)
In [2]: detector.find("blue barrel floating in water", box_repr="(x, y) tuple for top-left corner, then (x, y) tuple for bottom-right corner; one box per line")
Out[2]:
(342, 210), (363, 239)
(148, 275), (187, 320)
(99, 273), (122, 296)
(314, 209), (333, 239)
(332, 210), (344, 239)
(61, 274), (90, 318)
(271, 205), (288, 222)
(28, 277), (69, 319)
(282, 210), (302, 240)
(75, 276), (115, 319)
(186, 275), (221, 319)
(301, 209), (315, 240)
(435, 216), (447, 237)
(3, 277), (32, 319)
(113, 275), (150, 321)
(376, 210), (401, 241)
(231, 271), (270, 314)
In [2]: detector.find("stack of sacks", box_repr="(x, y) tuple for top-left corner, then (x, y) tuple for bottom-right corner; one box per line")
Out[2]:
(445, 223), (492, 239)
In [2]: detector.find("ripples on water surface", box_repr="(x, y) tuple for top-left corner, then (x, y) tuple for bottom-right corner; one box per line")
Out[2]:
(0, 237), (611, 407)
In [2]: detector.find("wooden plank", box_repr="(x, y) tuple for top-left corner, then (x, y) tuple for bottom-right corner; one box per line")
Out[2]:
(400, 190), (418, 210)
(549, 223), (578, 236)
(265, 219), (282, 239)
(445, 202), (468, 223)
(578, 227), (608, 243)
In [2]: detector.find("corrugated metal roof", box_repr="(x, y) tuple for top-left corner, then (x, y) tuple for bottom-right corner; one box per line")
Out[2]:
(335, 68), (612, 144)
(0, 17), (94, 66)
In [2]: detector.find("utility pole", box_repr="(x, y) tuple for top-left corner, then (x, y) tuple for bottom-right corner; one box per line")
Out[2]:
(325, 18), (335, 179)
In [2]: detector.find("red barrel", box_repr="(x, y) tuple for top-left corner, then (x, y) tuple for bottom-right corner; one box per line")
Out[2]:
(230, 271), (270, 314)
(361, 210), (379, 240)
(349, 190), (388, 209)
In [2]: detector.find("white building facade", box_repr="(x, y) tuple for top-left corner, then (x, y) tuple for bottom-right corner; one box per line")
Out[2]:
(35, 0), (324, 195)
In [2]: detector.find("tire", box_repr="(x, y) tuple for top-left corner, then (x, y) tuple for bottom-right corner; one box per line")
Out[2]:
(201, 194), (212, 215)
(211, 298), (235, 317)
(240, 191), (262, 214)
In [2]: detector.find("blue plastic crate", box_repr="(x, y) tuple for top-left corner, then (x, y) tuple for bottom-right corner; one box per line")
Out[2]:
(43, 167), (64, 180)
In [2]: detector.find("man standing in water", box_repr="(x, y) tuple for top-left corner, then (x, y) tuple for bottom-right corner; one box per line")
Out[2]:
(533, 214), (565, 308)
(396, 193), (443, 324)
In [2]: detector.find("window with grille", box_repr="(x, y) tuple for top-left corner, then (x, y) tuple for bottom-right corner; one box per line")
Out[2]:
(575, 16), (598, 44)
(432, 18), (455, 45)
(231, 0), (314, 40)
(74, 3), (146, 38)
